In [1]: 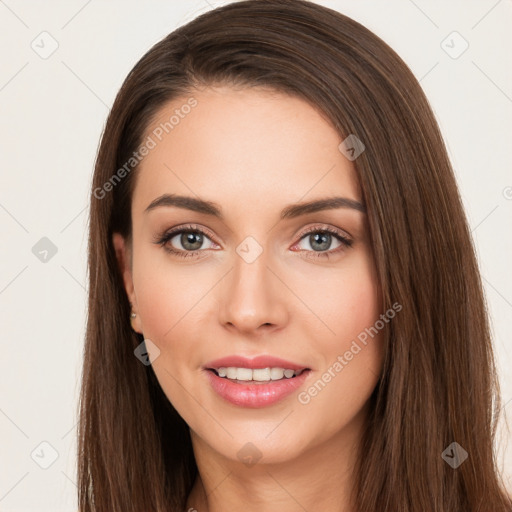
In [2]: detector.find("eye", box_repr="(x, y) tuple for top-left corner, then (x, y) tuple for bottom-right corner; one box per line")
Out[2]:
(291, 226), (353, 259)
(153, 224), (218, 259)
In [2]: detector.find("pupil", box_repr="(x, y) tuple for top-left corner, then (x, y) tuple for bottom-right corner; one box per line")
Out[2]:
(310, 232), (330, 251)
(182, 232), (203, 250)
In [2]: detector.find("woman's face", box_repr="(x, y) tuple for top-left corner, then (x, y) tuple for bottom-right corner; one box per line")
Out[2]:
(114, 85), (385, 465)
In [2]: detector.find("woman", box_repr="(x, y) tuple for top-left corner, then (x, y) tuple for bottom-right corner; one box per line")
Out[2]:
(78, 1), (512, 510)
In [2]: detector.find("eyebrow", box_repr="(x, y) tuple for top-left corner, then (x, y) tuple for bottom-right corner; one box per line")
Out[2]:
(144, 194), (366, 219)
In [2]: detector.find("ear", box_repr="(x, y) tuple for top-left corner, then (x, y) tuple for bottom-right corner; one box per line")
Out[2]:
(112, 232), (143, 334)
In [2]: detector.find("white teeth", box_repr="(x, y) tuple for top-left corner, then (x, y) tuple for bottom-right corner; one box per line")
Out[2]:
(236, 368), (253, 381)
(252, 368), (271, 381)
(270, 367), (285, 380)
(226, 367), (238, 379)
(213, 367), (305, 382)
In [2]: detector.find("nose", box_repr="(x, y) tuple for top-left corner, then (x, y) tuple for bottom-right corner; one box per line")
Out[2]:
(218, 248), (289, 336)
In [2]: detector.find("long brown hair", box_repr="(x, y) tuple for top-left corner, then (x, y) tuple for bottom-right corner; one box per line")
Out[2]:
(78, 1), (512, 510)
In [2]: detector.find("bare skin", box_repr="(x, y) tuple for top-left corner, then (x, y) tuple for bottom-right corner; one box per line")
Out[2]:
(113, 85), (385, 512)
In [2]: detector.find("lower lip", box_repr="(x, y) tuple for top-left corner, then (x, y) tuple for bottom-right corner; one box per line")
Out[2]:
(204, 369), (311, 408)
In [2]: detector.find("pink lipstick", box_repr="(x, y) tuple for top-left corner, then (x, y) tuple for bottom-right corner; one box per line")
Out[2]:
(203, 355), (311, 408)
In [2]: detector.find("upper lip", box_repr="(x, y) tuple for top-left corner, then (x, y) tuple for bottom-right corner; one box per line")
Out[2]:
(203, 355), (310, 371)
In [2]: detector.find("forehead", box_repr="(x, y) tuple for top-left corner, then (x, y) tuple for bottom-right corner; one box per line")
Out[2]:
(132, 85), (361, 217)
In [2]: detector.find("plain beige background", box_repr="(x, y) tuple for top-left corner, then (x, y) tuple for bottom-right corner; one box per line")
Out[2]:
(1, 1), (511, 510)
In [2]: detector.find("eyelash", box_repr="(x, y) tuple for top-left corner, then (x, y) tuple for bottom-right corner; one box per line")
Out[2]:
(153, 223), (353, 260)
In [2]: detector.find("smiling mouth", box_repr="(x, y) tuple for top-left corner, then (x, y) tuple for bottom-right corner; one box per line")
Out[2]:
(207, 367), (310, 383)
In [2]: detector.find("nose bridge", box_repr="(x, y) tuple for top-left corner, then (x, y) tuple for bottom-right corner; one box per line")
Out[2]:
(219, 238), (287, 331)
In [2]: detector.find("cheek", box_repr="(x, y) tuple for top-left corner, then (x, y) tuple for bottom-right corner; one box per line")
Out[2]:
(291, 245), (381, 346)
(292, 249), (383, 419)
(132, 245), (207, 340)
(132, 261), (204, 407)
(130, 248), (217, 394)
(294, 303), (384, 448)
(134, 280), (177, 339)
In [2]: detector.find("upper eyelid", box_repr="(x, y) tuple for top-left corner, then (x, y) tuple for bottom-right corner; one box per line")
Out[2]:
(299, 224), (352, 240)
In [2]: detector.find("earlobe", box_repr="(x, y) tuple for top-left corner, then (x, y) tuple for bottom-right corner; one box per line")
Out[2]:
(112, 233), (143, 334)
